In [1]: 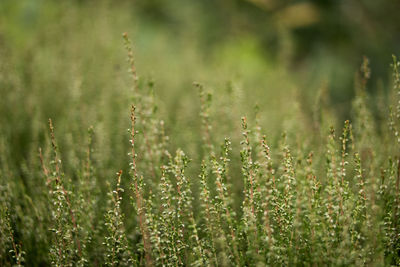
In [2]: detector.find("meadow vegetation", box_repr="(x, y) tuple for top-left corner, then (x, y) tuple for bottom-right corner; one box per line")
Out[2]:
(1, 0), (400, 266)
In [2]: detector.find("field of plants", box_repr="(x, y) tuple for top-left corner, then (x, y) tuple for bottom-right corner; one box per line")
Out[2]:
(1, 0), (400, 266)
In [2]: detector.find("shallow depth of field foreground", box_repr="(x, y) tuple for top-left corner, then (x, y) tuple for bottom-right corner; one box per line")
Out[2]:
(1, 1), (400, 266)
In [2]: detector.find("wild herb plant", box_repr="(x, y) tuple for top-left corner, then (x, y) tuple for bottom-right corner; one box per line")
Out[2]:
(1, 31), (400, 267)
(104, 170), (134, 266)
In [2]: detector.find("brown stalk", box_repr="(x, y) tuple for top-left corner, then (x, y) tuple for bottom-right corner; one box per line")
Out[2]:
(130, 106), (152, 265)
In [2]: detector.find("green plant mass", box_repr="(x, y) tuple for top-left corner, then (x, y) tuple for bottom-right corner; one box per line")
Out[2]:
(1, 0), (400, 266)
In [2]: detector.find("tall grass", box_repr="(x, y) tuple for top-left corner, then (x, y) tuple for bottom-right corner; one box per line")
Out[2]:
(1, 33), (400, 266)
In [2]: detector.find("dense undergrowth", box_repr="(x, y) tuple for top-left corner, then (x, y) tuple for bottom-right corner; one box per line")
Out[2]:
(1, 32), (400, 266)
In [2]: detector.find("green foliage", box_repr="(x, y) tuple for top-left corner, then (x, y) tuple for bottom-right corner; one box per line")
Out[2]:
(104, 170), (134, 266)
(1, 4), (400, 265)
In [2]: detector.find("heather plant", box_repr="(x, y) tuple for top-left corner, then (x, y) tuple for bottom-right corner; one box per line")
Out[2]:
(104, 170), (134, 266)
(2, 27), (400, 267)
(0, 187), (25, 266)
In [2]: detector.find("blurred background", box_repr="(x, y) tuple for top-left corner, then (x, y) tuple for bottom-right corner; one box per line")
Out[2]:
(0, 0), (399, 181)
